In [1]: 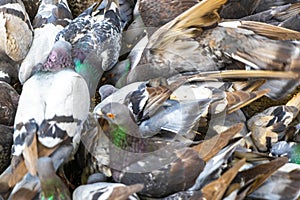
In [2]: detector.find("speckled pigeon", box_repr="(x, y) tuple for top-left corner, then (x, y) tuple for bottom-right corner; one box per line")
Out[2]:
(56, 0), (123, 98)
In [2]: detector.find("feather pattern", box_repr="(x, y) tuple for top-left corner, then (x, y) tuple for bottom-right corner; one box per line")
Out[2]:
(56, 0), (122, 97)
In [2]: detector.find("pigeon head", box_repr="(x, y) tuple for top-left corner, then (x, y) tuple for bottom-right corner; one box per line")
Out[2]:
(96, 102), (141, 138)
(43, 40), (73, 71)
(99, 102), (136, 126)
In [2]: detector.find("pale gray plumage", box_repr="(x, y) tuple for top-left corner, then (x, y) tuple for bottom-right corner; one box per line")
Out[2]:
(13, 40), (90, 156)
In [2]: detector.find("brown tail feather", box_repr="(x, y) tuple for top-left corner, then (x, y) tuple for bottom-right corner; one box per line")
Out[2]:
(226, 89), (270, 114)
(150, 0), (227, 49)
(221, 21), (300, 40)
(286, 91), (300, 110)
(209, 24), (300, 72)
(192, 123), (243, 162)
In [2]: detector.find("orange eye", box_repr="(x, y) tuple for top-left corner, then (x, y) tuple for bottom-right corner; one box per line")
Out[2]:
(107, 113), (115, 119)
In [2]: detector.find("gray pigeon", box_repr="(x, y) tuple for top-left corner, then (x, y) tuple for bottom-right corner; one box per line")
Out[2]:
(11, 40), (90, 182)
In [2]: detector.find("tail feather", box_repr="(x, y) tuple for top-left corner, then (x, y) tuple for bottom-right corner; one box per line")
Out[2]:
(226, 89), (270, 114)
(208, 24), (300, 73)
(286, 91), (300, 110)
(274, 2), (300, 21)
(219, 21), (300, 40)
(22, 131), (38, 176)
(149, 0), (227, 49)
(192, 123), (243, 162)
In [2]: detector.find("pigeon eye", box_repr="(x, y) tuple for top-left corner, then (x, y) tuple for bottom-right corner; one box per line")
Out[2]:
(107, 113), (115, 119)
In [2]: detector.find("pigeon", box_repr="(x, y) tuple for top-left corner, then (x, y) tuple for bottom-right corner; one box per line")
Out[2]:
(73, 182), (143, 200)
(56, 0), (122, 98)
(0, 81), (19, 126)
(118, 0), (137, 29)
(19, 0), (73, 84)
(96, 69), (296, 111)
(37, 157), (71, 200)
(10, 40), (90, 186)
(105, 123), (244, 197)
(95, 70), (300, 139)
(0, 0), (33, 62)
(247, 91), (300, 151)
(126, 0), (300, 91)
(0, 125), (13, 174)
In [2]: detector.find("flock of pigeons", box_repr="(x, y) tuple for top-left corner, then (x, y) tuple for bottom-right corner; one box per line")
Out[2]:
(0, 0), (300, 199)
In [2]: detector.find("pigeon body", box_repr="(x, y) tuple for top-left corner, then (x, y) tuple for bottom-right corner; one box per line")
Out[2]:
(247, 92), (300, 151)
(56, 0), (122, 97)
(67, 0), (96, 17)
(12, 40), (90, 181)
(0, 0), (33, 62)
(138, 0), (300, 27)
(271, 141), (300, 164)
